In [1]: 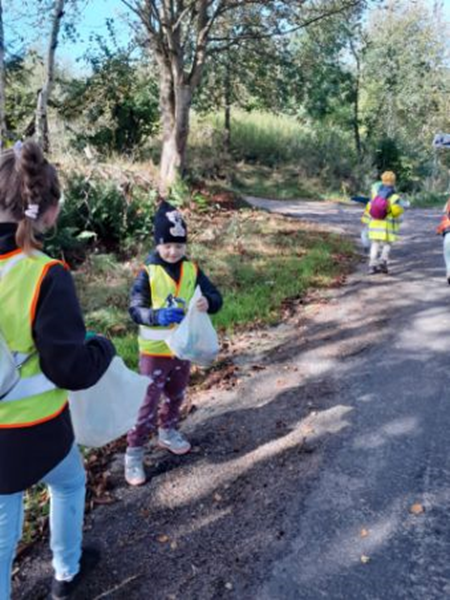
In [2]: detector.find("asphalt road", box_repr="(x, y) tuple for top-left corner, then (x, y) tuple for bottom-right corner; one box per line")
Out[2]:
(249, 199), (450, 600)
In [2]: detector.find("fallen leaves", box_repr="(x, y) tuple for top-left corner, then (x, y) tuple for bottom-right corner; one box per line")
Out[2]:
(409, 503), (425, 515)
(157, 534), (179, 551)
(157, 534), (170, 543)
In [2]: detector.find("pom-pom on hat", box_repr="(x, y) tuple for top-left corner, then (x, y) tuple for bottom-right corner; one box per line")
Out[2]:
(381, 171), (396, 186)
(153, 200), (187, 245)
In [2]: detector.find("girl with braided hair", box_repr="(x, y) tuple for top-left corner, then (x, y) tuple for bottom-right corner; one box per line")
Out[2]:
(0, 140), (115, 599)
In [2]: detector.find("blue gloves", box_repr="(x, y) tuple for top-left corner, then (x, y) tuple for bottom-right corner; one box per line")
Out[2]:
(155, 308), (185, 326)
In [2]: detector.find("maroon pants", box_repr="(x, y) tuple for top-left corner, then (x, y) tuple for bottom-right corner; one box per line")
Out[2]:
(126, 354), (191, 448)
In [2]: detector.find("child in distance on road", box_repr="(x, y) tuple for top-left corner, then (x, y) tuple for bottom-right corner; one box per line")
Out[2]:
(125, 199), (222, 486)
(361, 171), (406, 275)
(436, 197), (450, 284)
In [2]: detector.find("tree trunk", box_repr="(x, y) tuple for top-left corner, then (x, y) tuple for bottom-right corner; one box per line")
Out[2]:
(349, 41), (362, 162)
(35, 0), (65, 152)
(352, 82), (362, 161)
(159, 73), (193, 191)
(224, 59), (232, 152)
(0, 1), (7, 148)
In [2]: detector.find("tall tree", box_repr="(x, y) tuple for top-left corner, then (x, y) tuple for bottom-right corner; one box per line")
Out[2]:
(35, 0), (65, 151)
(120, 0), (367, 189)
(360, 0), (450, 178)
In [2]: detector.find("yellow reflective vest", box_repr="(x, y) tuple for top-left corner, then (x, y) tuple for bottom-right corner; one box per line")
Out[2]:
(138, 262), (198, 357)
(0, 249), (68, 428)
(361, 186), (404, 242)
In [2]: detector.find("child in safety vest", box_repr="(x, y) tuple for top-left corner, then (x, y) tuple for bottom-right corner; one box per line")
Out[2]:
(0, 141), (115, 599)
(362, 171), (405, 275)
(436, 198), (450, 284)
(125, 200), (222, 486)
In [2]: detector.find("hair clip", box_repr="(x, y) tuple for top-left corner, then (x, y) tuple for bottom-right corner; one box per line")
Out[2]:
(13, 140), (23, 158)
(24, 203), (39, 220)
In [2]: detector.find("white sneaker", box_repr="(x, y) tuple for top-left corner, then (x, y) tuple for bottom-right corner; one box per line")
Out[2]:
(158, 428), (191, 455)
(124, 447), (146, 486)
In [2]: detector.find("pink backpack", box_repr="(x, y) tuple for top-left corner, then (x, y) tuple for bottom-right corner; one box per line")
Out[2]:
(369, 195), (389, 220)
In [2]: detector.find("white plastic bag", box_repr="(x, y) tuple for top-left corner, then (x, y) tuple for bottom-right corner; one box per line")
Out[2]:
(68, 356), (149, 447)
(166, 286), (219, 367)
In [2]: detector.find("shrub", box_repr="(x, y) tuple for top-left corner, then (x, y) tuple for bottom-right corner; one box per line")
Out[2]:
(45, 172), (157, 264)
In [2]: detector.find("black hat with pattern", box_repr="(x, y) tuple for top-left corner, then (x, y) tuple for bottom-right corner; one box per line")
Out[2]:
(153, 201), (187, 245)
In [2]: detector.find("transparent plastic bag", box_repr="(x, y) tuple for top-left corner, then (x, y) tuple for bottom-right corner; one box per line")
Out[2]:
(68, 356), (149, 447)
(166, 286), (219, 367)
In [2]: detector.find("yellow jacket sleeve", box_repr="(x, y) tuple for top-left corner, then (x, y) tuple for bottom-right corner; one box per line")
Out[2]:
(390, 202), (403, 218)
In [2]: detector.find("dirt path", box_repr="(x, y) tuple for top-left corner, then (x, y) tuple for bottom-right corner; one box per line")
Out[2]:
(15, 200), (450, 600)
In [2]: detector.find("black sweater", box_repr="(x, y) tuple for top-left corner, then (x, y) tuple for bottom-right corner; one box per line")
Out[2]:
(129, 251), (223, 326)
(0, 223), (115, 493)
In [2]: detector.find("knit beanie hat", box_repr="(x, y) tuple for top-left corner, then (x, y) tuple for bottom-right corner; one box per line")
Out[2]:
(381, 171), (396, 186)
(153, 201), (187, 245)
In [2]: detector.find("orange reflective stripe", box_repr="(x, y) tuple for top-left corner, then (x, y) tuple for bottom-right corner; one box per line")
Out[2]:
(0, 248), (22, 261)
(29, 260), (64, 324)
(175, 263), (184, 296)
(0, 400), (68, 429)
(175, 262), (197, 296)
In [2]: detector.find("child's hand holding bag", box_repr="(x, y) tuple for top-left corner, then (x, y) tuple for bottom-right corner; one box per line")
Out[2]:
(166, 286), (219, 367)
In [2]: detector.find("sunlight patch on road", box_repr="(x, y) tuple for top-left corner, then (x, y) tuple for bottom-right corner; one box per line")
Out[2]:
(353, 416), (420, 450)
(397, 306), (450, 353)
(174, 507), (233, 539)
(273, 512), (400, 587)
(154, 405), (353, 509)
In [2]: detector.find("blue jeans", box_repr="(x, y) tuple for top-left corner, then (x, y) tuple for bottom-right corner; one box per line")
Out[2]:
(443, 233), (450, 276)
(0, 444), (86, 599)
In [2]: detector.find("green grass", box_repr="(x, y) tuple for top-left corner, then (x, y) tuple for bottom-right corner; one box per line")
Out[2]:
(188, 110), (357, 200)
(410, 190), (448, 208)
(229, 163), (323, 200)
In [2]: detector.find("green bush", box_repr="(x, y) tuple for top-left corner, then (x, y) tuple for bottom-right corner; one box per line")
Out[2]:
(59, 53), (160, 156)
(45, 173), (157, 264)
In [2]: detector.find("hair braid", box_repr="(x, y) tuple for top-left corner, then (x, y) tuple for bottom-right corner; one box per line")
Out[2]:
(0, 139), (61, 253)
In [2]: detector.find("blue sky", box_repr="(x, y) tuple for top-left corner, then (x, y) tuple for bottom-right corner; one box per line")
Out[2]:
(8, 0), (450, 72)
(58, 0), (133, 69)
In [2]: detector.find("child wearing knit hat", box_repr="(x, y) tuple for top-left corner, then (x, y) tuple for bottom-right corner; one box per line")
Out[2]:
(124, 200), (223, 486)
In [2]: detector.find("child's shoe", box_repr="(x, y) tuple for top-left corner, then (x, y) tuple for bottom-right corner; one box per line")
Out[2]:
(158, 427), (191, 455)
(124, 447), (146, 486)
(379, 260), (389, 274)
(368, 265), (378, 275)
(49, 546), (100, 599)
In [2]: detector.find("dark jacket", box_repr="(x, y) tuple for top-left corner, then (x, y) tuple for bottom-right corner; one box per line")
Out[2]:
(129, 251), (222, 326)
(0, 223), (115, 493)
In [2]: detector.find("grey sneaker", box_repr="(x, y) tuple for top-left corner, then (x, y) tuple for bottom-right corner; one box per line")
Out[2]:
(158, 428), (191, 455)
(124, 447), (146, 486)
